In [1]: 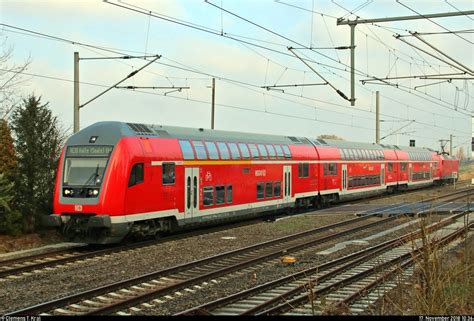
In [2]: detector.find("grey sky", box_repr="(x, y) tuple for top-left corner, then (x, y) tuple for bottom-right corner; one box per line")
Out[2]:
(1, 0), (473, 155)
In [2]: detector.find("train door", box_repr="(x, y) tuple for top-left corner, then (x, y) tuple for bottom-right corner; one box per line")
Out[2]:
(341, 164), (347, 193)
(409, 163), (412, 182)
(283, 165), (292, 202)
(184, 167), (200, 218)
(430, 163), (433, 180)
(381, 164), (386, 186)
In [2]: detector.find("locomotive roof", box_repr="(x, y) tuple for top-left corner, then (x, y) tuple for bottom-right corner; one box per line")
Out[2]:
(68, 121), (435, 153)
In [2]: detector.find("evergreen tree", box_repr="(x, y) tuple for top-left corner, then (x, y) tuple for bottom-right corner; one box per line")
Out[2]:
(11, 94), (65, 232)
(0, 173), (22, 235)
(0, 119), (18, 180)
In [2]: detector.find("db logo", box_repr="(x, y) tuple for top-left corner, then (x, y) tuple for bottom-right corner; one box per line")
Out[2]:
(74, 205), (83, 212)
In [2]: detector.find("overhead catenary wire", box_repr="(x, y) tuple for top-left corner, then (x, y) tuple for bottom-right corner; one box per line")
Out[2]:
(2, 9), (470, 144)
(101, 1), (471, 116)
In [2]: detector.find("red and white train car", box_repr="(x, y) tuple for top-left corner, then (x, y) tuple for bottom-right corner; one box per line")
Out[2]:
(44, 122), (458, 244)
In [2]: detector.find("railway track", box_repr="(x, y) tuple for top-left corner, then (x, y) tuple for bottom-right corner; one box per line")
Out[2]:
(9, 213), (401, 316)
(0, 214), (279, 281)
(176, 212), (471, 316)
(3, 181), (468, 281)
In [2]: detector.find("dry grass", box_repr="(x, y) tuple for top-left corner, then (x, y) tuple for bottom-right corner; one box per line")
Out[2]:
(377, 217), (473, 315)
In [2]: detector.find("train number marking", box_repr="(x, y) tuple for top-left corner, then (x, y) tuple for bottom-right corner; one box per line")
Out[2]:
(255, 170), (266, 177)
(205, 171), (213, 182)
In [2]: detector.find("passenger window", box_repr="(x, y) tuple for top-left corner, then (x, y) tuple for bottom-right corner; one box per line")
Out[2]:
(256, 182), (264, 199)
(266, 145), (276, 158)
(282, 145), (291, 158)
(248, 144), (260, 159)
(203, 186), (214, 206)
(363, 150), (368, 159)
(238, 143), (250, 159)
(274, 145), (284, 159)
(226, 185), (233, 203)
(329, 163), (337, 176)
(162, 163), (175, 185)
(217, 142), (230, 160)
(265, 182), (273, 198)
(228, 143), (241, 159)
(192, 141), (207, 160)
(216, 186), (225, 205)
(257, 144), (268, 158)
(388, 163), (393, 172)
(205, 142), (219, 160)
(298, 163), (309, 178)
(179, 140), (195, 160)
(273, 182), (281, 197)
(128, 163), (144, 187)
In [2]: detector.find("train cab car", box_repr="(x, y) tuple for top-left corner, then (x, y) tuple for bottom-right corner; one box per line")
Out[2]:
(45, 122), (302, 244)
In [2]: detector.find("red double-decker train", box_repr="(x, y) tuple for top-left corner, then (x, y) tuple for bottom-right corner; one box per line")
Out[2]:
(43, 121), (459, 244)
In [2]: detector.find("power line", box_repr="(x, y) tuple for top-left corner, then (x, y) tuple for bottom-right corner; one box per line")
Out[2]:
(2, 18), (470, 137)
(396, 0), (474, 44)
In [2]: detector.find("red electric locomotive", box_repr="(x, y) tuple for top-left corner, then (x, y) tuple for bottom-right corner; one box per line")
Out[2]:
(43, 121), (459, 244)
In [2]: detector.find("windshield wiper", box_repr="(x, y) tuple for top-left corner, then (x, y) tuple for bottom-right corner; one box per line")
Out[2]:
(83, 164), (100, 186)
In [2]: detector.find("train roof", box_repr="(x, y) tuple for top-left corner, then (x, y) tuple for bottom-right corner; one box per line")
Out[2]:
(68, 121), (437, 154)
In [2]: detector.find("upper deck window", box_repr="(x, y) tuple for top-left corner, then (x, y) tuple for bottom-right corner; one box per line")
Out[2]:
(228, 143), (241, 159)
(238, 143), (250, 159)
(266, 145), (276, 158)
(248, 144), (260, 159)
(205, 142), (219, 160)
(282, 145), (291, 158)
(274, 145), (284, 159)
(179, 140), (195, 160)
(192, 141), (208, 160)
(257, 144), (268, 159)
(216, 142), (230, 160)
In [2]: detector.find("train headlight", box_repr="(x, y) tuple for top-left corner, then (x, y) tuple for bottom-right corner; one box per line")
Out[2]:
(93, 189), (99, 196)
(64, 189), (70, 195)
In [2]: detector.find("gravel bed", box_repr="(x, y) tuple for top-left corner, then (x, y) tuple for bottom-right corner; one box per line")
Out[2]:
(0, 213), (357, 314)
(0, 183), (458, 315)
(136, 215), (444, 315)
(360, 183), (468, 205)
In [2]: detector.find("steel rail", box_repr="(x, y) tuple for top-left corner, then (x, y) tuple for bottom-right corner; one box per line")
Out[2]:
(8, 215), (389, 315)
(176, 211), (469, 315)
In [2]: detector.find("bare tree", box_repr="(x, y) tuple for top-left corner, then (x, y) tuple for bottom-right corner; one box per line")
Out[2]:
(455, 146), (465, 160)
(0, 35), (32, 119)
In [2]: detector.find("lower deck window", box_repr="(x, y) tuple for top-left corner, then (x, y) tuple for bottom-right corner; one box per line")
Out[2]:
(226, 185), (233, 203)
(257, 183), (264, 199)
(216, 185), (225, 205)
(265, 182), (273, 198)
(273, 182), (281, 197)
(203, 187), (214, 206)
